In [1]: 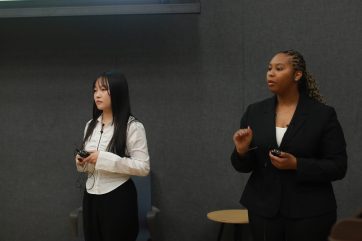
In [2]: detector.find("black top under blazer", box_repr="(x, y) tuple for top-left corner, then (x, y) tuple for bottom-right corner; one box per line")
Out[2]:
(231, 94), (347, 218)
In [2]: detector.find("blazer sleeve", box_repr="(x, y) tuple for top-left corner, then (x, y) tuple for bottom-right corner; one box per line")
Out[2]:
(231, 105), (256, 173)
(296, 107), (347, 183)
(95, 121), (150, 176)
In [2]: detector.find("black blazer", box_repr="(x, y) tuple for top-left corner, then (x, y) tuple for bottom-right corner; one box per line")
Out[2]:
(231, 94), (347, 218)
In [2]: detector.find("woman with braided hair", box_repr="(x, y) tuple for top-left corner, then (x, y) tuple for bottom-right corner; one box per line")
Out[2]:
(231, 50), (347, 241)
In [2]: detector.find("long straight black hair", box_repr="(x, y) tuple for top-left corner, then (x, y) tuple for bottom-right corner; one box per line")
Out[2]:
(82, 71), (133, 157)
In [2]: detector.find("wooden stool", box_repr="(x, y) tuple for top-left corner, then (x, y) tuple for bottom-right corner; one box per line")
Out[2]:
(207, 209), (249, 241)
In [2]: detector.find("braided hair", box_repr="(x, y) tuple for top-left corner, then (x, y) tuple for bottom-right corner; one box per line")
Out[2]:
(279, 50), (325, 104)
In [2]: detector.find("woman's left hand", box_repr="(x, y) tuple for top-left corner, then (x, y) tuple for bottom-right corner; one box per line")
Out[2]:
(82, 151), (99, 164)
(269, 151), (297, 170)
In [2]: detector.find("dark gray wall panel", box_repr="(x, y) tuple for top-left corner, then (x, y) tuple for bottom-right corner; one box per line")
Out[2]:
(0, 1), (361, 241)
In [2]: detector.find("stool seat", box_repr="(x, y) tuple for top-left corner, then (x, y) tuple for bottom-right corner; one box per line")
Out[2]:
(207, 209), (249, 241)
(207, 209), (249, 224)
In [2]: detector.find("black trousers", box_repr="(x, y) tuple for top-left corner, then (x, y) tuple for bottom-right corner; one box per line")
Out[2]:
(248, 210), (336, 241)
(83, 179), (139, 241)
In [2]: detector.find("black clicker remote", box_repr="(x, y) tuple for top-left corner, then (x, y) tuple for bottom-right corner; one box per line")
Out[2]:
(76, 149), (90, 158)
(270, 149), (282, 157)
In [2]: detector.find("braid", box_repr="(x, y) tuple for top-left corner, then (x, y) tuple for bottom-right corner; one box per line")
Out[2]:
(280, 50), (326, 104)
(304, 72), (325, 103)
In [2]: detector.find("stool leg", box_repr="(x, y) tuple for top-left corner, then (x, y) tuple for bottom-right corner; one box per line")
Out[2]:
(234, 224), (242, 241)
(217, 223), (224, 241)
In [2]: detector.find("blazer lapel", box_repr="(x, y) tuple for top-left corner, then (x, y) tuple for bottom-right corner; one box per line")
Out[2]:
(279, 94), (310, 149)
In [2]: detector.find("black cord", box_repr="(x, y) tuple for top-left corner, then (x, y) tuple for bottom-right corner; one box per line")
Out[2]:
(75, 123), (105, 191)
(85, 123), (104, 190)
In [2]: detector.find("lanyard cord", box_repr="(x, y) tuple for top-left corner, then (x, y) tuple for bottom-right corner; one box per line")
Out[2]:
(84, 122), (104, 191)
(97, 123), (105, 151)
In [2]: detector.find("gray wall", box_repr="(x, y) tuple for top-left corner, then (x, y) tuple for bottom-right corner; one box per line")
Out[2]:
(1, 1), (361, 241)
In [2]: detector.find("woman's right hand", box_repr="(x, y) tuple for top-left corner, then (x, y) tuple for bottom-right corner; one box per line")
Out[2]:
(233, 126), (253, 156)
(76, 154), (86, 167)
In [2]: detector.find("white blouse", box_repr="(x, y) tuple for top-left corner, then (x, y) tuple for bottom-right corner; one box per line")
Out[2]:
(75, 116), (150, 195)
(276, 127), (287, 147)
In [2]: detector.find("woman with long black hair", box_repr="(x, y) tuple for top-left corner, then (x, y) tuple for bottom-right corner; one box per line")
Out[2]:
(75, 71), (150, 241)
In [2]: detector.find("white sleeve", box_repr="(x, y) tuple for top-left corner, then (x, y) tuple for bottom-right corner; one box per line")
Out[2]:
(95, 121), (150, 176)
